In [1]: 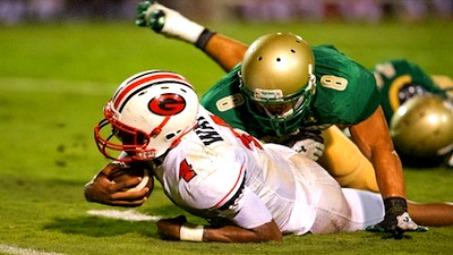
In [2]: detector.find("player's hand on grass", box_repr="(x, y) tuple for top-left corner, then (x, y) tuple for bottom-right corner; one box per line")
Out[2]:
(157, 215), (188, 240)
(366, 197), (428, 239)
(84, 162), (149, 207)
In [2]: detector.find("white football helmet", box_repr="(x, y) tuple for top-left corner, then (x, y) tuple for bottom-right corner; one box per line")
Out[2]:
(94, 70), (199, 162)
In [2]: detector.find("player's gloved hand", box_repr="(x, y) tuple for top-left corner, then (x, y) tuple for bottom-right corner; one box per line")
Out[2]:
(136, 0), (166, 32)
(291, 130), (325, 161)
(157, 215), (188, 240)
(135, 0), (205, 44)
(84, 162), (149, 207)
(366, 197), (428, 239)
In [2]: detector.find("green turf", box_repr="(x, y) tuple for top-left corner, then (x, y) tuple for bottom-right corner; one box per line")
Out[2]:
(0, 21), (452, 255)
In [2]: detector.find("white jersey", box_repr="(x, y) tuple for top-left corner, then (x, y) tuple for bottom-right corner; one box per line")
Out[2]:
(153, 107), (384, 235)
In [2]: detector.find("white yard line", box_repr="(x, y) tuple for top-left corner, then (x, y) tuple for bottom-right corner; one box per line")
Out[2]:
(0, 244), (64, 255)
(0, 77), (114, 96)
(0, 209), (163, 255)
(87, 209), (163, 222)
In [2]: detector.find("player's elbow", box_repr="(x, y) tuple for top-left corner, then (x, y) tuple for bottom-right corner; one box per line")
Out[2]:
(254, 220), (283, 242)
(259, 231), (283, 242)
(83, 183), (95, 202)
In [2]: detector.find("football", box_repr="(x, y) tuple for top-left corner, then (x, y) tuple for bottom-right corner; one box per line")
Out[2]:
(108, 164), (154, 196)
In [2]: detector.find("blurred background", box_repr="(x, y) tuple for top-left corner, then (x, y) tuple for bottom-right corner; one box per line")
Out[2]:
(1, 0), (452, 94)
(1, 0), (452, 25)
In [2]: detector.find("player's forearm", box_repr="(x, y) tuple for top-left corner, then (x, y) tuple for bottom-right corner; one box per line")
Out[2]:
(155, 18), (248, 72)
(138, 2), (247, 72)
(371, 147), (406, 198)
(350, 107), (407, 198)
(204, 34), (248, 72)
(162, 220), (282, 243)
(203, 221), (282, 243)
(408, 201), (453, 226)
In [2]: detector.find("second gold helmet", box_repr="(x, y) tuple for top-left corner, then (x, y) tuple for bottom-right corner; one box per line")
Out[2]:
(390, 95), (453, 160)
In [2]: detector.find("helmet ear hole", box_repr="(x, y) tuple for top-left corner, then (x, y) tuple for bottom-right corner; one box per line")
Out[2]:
(165, 129), (182, 141)
(165, 133), (175, 140)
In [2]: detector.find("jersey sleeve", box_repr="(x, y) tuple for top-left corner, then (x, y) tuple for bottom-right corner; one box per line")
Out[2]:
(312, 45), (381, 125)
(200, 65), (256, 135)
(226, 186), (273, 229)
(176, 143), (273, 229)
(177, 144), (247, 210)
(201, 65), (243, 116)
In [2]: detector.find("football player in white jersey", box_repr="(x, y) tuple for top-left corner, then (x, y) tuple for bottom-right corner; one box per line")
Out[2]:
(85, 70), (453, 242)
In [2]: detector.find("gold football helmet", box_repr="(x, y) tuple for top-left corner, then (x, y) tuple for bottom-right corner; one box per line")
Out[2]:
(390, 95), (453, 159)
(431, 74), (453, 99)
(239, 32), (316, 136)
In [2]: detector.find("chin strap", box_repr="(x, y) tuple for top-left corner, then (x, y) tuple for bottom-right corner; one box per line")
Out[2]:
(150, 116), (171, 137)
(170, 122), (197, 148)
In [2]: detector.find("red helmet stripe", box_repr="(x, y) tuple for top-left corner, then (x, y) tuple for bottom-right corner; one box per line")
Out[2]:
(113, 72), (190, 109)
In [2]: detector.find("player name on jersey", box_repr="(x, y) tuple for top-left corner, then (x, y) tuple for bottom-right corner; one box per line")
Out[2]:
(194, 116), (223, 146)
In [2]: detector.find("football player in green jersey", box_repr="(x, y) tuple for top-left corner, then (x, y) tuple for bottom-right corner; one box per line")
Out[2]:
(135, 1), (424, 238)
(372, 59), (450, 122)
(373, 60), (453, 166)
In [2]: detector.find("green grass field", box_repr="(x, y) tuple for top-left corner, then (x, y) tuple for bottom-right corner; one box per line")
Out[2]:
(0, 20), (452, 255)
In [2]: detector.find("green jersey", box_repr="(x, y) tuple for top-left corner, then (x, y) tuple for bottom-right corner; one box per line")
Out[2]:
(372, 59), (446, 122)
(201, 45), (380, 138)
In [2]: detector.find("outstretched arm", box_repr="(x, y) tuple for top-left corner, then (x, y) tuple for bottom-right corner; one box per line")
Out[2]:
(349, 106), (405, 199)
(157, 215), (282, 243)
(203, 34), (248, 72)
(408, 201), (453, 227)
(350, 106), (423, 238)
(136, 0), (248, 72)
